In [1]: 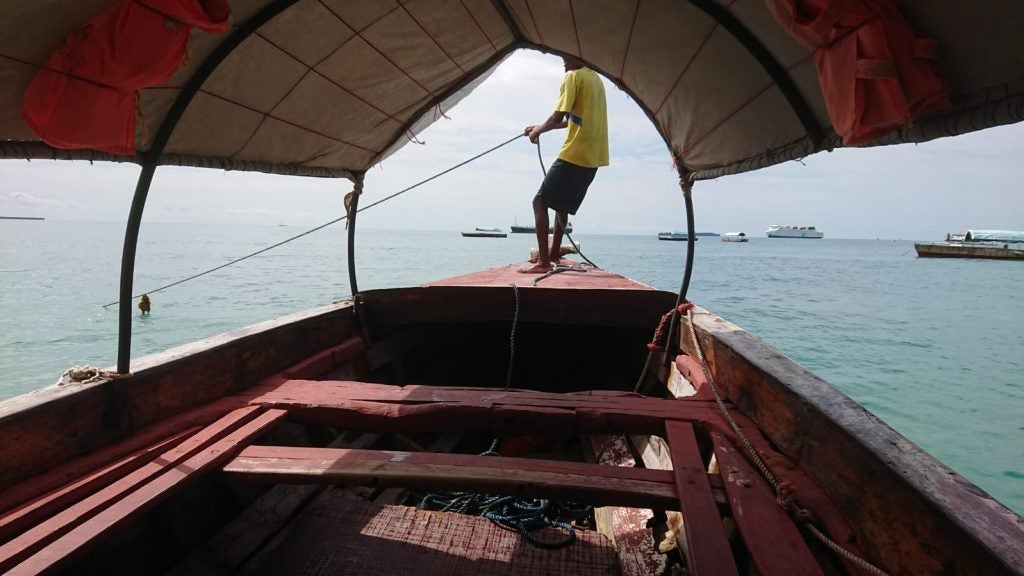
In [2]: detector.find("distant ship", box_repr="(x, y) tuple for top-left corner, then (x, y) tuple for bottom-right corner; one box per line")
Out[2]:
(0, 216), (45, 221)
(462, 227), (506, 238)
(657, 231), (697, 241)
(721, 232), (749, 242)
(766, 224), (823, 239)
(510, 222), (572, 234)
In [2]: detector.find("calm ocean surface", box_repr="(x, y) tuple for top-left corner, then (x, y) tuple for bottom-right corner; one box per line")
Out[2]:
(1, 220), (1022, 514)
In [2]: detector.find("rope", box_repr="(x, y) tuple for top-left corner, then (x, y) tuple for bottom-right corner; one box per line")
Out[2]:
(682, 307), (891, 576)
(412, 283), (594, 549)
(532, 262), (589, 284)
(102, 133), (526, 308)
(56, 364), (122, 386)
(504, 283), (520, 389)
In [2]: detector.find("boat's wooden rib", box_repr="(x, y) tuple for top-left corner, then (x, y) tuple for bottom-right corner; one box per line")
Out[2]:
(223, 445), (678, 509)
(0, 407), (286, 576)
(711, 431), (824, 576)
(666, 421), (739, 576)
(0, 427), (197, 544)
(167, 430), (385, 576)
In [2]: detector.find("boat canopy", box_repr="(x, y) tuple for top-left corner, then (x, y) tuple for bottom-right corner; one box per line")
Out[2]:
(964, 230), (1024, 243)
(1, 0), (1022, 181)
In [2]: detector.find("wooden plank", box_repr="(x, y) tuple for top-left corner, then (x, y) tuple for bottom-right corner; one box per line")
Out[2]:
(244, 379), (736, 436)
(587, 434), (667, 576)
(0, 428), (196, 543)
(167, 431), (385, 576)
(0, 406), (265, 574)
(666, 421), (738, 576)
(711, 432), (824, 576)
(0, 393), (247, 510)
(7, 408), (287, 576)
(222, 445), (678, 509)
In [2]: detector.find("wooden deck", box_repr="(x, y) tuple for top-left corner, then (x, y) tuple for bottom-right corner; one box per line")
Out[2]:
(253, 493), (620, 576)
(424, 261), (656, 290)
(0, 365), (868, 575)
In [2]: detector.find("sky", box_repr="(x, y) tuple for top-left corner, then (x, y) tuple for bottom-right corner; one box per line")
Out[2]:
(1, 50), (1022, 240)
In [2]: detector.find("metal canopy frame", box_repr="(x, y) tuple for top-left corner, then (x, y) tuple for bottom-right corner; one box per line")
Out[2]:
(113, 0), (823, 375)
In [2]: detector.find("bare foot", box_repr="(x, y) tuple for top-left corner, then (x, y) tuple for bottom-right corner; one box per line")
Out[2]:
(518, 263), (551, 274)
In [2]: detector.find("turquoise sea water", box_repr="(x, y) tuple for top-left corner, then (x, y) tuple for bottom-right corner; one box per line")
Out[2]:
(1, 220), (1022, 514)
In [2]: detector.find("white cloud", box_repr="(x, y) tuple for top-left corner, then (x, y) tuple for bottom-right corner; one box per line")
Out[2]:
(0, 191), (83, 210)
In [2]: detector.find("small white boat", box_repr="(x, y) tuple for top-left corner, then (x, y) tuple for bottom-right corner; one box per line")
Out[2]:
(721, 232), (748, 242)
(658, 231), (696, 241)
(766, 225), (824, 239)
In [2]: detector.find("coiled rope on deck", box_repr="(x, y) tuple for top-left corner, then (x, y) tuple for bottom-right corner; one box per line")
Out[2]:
(102, 133), (527, 308)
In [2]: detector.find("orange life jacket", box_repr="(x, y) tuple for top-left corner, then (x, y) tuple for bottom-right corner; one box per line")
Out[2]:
(765, 0), (949, 146)
(22, 0), (230, 155)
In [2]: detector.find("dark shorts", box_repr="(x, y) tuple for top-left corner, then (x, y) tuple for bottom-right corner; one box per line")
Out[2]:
(536, 159), (597, 215)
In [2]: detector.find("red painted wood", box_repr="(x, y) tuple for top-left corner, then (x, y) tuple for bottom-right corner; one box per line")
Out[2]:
(271, 336), (366, 383)
(711, 432), (824, 576)
(674, 354), (715, 400)
(666, 421), (739, 576)
(222, 445), (678, 509)
(0, 428), (196, 543)
(0, 406), (264, 574)
(425, 261), (657, 290)
(7, 409), (287, 576)
(245, 379), (734, 434)
(0, 395), (249, 515)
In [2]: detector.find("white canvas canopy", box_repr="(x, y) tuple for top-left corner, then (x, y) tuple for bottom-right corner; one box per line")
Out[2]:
(964, 230), (1024, 243)
(1, 0), (1022, 181)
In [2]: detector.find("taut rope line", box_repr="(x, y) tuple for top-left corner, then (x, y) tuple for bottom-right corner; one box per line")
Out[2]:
(102, 132), (526, 308)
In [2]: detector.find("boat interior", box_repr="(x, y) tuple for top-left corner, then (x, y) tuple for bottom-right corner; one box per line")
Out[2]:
(2, 0), (1023, 573)
(2, 265), (1022, 575)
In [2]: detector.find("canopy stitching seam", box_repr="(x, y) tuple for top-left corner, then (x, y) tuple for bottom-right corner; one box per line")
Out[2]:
(619, 0), (641, 79)
(459, 0), (498, 52)
(316, 0), (435, 97)
(399, 3), (467, 74)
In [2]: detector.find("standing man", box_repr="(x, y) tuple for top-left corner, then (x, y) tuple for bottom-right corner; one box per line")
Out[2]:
(520, 56), (609, 274)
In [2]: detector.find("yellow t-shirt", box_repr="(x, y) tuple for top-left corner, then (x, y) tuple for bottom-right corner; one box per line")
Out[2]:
(555, 67), (609, 168)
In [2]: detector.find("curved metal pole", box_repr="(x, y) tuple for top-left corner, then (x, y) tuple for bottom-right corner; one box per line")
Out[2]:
(115, 0), (304, 374)
(346, 172), (365, 295)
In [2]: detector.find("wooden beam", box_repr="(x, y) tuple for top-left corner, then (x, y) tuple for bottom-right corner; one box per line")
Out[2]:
(167, 431), (384, 576)
(666, 421), (738, 576)
(0, 428), (196, 543)
(223, 445), (678, 509)
(245, 379), (737, 436)
(711, 432), (823, 576)
(1, 407), (284, 576)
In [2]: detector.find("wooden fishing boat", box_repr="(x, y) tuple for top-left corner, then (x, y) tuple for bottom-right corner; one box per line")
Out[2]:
(915, 230), (1024, 260)
(2, 1), (1023, 575)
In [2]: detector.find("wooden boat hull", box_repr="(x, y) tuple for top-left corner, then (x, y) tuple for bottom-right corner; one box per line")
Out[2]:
(1, 266), (1021, 575)
(915, 242), (1024, 260)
